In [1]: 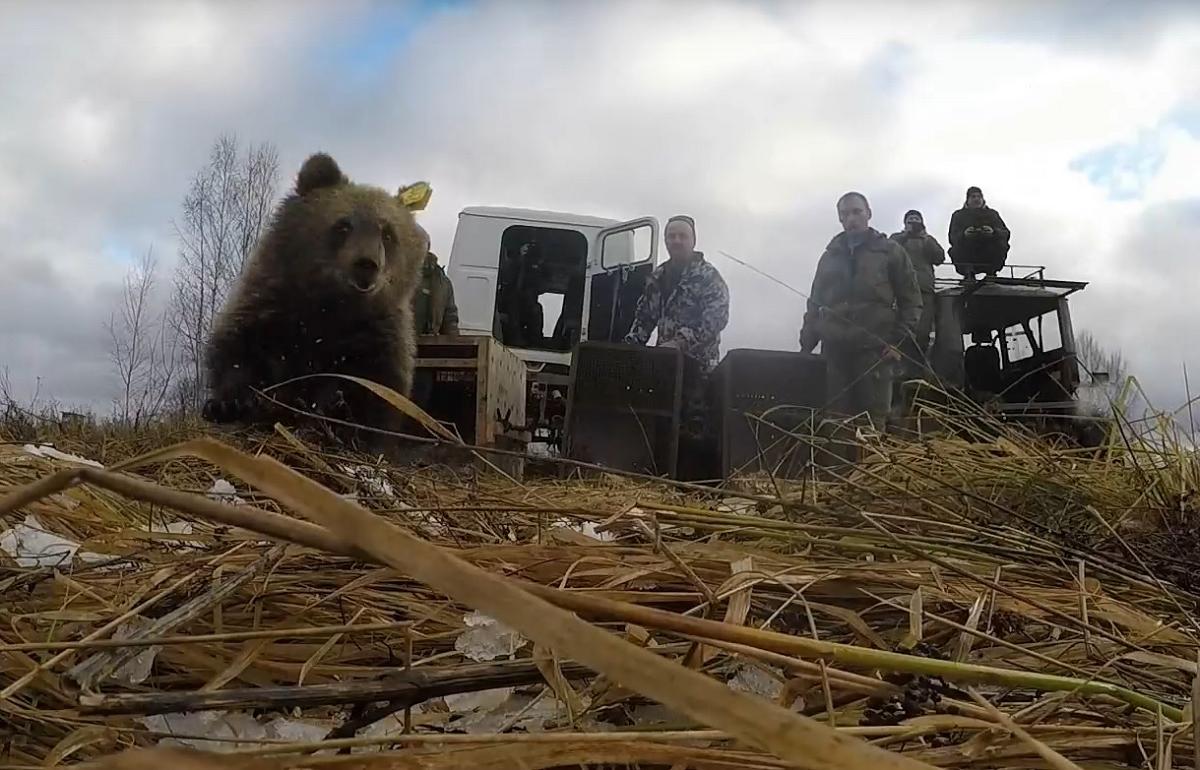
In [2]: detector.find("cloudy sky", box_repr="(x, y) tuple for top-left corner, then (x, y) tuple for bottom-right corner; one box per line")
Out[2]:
(2, 0), (1198, 416)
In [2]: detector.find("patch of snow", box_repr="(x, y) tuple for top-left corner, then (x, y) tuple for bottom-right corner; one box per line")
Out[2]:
(139, 711), (331, 751)
(266, 717), (330, 743)
(548, 518), (616, 542)
(716, 498), (758, 514)
(527, 442), (557, 459)
(728, 662), (784, 701)
(147, 520), (202, 551)
(578, 521), (616, 542)
(0, 514), (107, 568)
(108, 617), (160, 686)
(206, 479), (245, 506)
(448, 690), (561, 734)
(338, 464), (396, 500)
(627, 703), (685, 726)
(444, 686), (514, 715)
(360, 714), (406, 740)
(454, 611), (527, 662)
(140, 711), (266, 752)
(22, 444), (103, 468)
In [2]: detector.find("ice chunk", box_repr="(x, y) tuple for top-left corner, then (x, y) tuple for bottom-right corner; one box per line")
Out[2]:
(454, 611), (527, 662)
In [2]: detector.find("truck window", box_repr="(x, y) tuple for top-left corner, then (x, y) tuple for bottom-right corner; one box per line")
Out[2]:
(1003, 324), (1035, 363)
(494, 225), (588, 353)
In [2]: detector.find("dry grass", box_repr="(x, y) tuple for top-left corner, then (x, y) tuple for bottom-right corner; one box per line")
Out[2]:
(2, 405), (1200, 769)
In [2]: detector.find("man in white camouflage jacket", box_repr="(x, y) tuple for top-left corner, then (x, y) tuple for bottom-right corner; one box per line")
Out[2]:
(624, 215), (730, 477)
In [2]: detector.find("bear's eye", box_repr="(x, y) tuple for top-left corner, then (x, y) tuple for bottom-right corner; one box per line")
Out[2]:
(333, 218), (353, 235)
(381, 225), (396, 244)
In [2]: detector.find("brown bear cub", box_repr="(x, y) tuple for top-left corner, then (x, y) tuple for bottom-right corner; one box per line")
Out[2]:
(202, 152), (427, 453)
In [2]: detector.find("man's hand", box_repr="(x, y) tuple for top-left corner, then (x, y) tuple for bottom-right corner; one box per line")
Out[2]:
(882, 345), (902, 362)
(965, 226), (979, 237)
(980, 225), (994, 235)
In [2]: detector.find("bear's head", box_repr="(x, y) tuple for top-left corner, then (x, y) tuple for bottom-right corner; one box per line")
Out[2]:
(270, 153), (427, 300)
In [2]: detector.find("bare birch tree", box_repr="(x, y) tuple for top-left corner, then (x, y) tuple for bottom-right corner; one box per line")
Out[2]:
(107, 248), (178, 426)
(169, 134), (280, 411)
(1075, 329), (1134, 415)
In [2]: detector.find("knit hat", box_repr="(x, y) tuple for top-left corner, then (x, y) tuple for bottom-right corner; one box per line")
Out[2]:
(666, 215), (697, 240)
(966, 186), (982, 197)
(904, 209), (923, 223)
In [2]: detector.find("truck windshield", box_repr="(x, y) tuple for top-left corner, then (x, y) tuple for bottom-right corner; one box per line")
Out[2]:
(494, 224), (588, 352)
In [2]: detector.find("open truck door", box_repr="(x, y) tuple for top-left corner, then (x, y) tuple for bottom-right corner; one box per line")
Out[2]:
(587, 217), (658, 343)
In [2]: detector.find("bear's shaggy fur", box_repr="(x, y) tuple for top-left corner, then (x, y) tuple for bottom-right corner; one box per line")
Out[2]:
(202, 152), (427, 452)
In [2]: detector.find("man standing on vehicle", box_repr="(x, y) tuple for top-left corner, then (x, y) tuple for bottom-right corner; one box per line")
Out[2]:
(624, 215), (730, 478)
(800, 192), (922, 433)
(890, 209), (944, 374)
(948, 186), (1010, 279)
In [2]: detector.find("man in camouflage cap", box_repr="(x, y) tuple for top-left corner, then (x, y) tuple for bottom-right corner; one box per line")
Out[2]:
(624, 215), (730, 478)
(800, 192), (922, 434)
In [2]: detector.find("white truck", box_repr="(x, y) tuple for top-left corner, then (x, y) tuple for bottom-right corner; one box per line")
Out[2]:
(429, 206), (661, 447)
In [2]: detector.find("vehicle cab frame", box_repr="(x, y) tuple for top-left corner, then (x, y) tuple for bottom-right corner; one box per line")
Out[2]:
(443, 206), (659, 444)
(929, 266), (1088, 416)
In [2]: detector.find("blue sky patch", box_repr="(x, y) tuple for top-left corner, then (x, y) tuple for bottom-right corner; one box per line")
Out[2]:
(316, 0), (470, 85)
(1070, 128), (1167, 201)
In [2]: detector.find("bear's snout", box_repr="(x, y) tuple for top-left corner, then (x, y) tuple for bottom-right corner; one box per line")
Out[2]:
(349, 257), (381, 291)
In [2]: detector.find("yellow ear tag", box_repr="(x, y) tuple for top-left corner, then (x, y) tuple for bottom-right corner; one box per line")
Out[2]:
(398, 181), (432, 211)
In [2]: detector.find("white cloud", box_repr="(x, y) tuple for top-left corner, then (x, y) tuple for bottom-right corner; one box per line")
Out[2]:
(0, 0), (1198, 413)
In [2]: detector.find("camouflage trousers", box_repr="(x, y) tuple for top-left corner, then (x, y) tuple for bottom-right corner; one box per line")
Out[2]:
(823, 346), (896, 432)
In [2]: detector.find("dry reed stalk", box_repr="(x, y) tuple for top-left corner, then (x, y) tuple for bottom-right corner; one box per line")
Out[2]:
(2, 403), (1199, 769)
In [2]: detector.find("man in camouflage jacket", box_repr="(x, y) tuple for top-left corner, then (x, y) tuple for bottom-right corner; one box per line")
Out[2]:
(800, 193), (922, 432)
(624, 215), (730, 464)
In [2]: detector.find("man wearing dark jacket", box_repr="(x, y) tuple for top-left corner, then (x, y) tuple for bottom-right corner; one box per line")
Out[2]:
(948, 186), (1010, 279)
(800, 192), (922, 432)
(890, 209), (944, 374)
(413, 250), (460, 336)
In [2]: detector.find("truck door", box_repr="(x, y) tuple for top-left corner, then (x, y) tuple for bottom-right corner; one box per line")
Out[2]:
(586, 217), (658, 343)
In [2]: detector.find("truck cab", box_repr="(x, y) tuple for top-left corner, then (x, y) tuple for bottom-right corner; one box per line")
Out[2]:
(929, 266), (1088, 417)
(443, 206), (659, 443)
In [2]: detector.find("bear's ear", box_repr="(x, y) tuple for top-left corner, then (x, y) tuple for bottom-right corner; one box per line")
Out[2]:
(296, 153), (346, 196)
